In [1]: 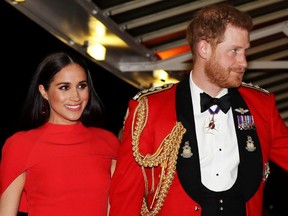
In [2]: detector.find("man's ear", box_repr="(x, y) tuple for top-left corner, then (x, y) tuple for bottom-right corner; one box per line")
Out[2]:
(38, 85), (48, 100)
(197, 40), (211, 59)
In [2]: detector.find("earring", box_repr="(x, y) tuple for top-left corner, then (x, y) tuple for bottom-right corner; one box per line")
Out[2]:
(41, 100), (48, 115)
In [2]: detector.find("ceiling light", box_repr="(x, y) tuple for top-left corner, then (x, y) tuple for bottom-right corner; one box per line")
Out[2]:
(153, 69), (168, 81)
(11, 0), (25, 3)
(86, 42), (106, 61)
(152, 69), (179, 87)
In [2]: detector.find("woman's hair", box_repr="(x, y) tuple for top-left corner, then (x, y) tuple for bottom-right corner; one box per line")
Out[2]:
(17, 51), (105, 130)
(186, 3), (253, 65)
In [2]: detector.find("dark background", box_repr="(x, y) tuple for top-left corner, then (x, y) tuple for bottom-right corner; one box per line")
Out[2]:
(1, 1), (288, 215)
(0, 0), (138, 147)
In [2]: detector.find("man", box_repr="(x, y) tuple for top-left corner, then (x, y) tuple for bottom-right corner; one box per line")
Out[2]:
(109, 4), (288, 216)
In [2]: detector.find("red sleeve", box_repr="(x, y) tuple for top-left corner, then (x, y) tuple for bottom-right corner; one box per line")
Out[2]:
(109, 100), (145, 215)
(239, 88), (288, 170)
(266, 93), (288, 168)
(110, 86), (178, 215)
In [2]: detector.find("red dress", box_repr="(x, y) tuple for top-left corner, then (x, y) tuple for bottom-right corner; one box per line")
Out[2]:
(0, 122), (120, 216)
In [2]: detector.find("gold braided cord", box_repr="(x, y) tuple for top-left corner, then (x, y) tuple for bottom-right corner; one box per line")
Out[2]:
(131, 97), (186, 215)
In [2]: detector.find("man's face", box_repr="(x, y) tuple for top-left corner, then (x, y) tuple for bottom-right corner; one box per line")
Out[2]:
(205, 25), (250, 88)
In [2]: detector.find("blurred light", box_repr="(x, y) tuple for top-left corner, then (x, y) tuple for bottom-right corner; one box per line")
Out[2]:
(156, 45), (190, 60)
(89, 19), (106, 38)
(153, 69), (168, 81)
(87, 42), (106, 61)
(11, 0), (25, 3)
(152, 69), (179, 87)
(88, 17), (127, 47)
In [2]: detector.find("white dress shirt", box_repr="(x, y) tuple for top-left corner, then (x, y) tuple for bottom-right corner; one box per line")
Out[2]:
(189, 72), (239, 191)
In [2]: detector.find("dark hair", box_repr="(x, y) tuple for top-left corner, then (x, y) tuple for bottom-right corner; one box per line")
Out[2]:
(187, 4), (253, 65)
(17, 51), (105, 130)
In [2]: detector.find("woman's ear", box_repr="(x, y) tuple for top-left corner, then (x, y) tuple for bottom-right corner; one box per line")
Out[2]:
(38, 85), (48, 100)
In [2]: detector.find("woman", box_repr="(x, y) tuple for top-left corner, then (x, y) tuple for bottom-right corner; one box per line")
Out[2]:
(0, 51), (120, 216)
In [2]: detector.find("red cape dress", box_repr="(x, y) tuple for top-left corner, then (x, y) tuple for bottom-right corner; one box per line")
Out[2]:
(0, 122), (120, 216)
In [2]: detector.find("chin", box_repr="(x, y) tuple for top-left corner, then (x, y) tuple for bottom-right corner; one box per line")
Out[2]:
(224, 80), (242, 88)
(232, 81), (242, 88)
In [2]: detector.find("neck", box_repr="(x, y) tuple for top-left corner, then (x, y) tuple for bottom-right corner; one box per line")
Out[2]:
(191, 71), (223, 97)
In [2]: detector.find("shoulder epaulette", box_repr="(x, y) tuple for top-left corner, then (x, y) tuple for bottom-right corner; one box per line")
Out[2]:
(241, 82), (270, 95)
(133, 83), (175, 101)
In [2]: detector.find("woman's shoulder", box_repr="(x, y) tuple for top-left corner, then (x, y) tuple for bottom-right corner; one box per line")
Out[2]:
(7, 126), (43, 141)
(2, 129), (40, 158)
(86, 127), (120, 157)
(5, 129), (36, 145)
(88, 127), (119, 141)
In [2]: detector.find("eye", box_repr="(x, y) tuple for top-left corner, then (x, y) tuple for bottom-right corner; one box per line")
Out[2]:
(59, 85), (70, 90)
(244, 48), (250, 54)
(78, 83), (88, 89)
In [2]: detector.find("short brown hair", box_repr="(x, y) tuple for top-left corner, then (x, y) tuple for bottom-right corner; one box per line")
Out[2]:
(187, 4), (253, 64)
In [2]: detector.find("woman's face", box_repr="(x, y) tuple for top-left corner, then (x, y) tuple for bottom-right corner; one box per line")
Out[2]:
(39, 63), (89, 125)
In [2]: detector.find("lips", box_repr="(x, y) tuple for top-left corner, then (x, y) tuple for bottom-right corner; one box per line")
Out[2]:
(231, 67), (245, 73)
(65, 105), (81, 110)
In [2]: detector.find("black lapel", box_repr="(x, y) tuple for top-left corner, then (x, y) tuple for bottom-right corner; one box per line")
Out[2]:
(176, 76), (202, 202)
(175, 82), (263, 202)
(229, 88), (263, 201)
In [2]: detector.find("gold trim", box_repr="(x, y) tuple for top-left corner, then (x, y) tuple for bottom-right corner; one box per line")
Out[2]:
(131, 97), (186, 215)
(241, 82), (269, 95)
(133, 83), (174, 101)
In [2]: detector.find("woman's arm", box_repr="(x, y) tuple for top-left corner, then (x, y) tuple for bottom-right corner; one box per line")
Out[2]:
(0, 172), (26, 216)
(107, 159), (117, 215)
(110, 159), (117, 177)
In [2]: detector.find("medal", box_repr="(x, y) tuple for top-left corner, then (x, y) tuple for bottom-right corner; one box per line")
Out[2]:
(208, 116), (215, 129)
(235, 107), (249, 115)
(245, 135), (256, 152)
(205, 106), (220, 134)
(235, 107), (256, 130)
(181, 141), (193, 158)
(263, 162), (270, 182)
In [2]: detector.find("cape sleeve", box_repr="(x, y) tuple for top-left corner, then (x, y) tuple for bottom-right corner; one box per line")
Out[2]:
(96, 128), (121, 159)
(0, 132), (29, 212)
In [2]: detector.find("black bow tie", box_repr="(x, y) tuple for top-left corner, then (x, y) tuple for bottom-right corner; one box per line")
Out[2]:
(200, 92), (231, 113)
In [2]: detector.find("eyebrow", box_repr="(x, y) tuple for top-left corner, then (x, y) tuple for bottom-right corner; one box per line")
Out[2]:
(56, 80), (87, 85)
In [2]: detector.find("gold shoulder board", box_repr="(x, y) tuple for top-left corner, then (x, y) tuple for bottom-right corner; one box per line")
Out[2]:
(133, 83), (175, 101)
(241, 82), (270, 95)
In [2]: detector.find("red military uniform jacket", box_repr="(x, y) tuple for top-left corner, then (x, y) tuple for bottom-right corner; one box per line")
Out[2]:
(110, 76), (288, 216)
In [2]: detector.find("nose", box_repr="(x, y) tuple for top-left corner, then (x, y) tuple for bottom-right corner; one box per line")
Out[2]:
(70, 88), (80, 101)
(238, 53), (247, 68)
